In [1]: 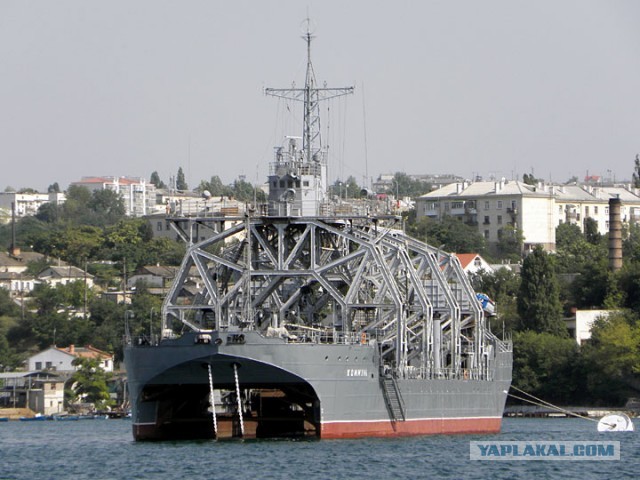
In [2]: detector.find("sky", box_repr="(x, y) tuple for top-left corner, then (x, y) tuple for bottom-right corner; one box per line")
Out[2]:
(1, 0), (640, 192)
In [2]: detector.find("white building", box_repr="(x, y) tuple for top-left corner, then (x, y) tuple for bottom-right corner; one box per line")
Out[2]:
(417, 180), (640, 252)
(0, 191), (66, 219)
(416, 179), (556, 251)
(554, 184), (640, 235)
(71, 176), (156, 217)
(37, 266), (94, 288)
(28, 345), (114, 373)
(565, 309), (615, 345)
(454, 253), (494, 275)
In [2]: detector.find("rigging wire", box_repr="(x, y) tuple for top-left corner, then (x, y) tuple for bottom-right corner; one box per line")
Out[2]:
(507, 385), (608, 425)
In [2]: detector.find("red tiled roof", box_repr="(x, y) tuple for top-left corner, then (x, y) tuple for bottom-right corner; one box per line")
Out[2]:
(56, 345), (113, 360)
(455, 253), (480, 269)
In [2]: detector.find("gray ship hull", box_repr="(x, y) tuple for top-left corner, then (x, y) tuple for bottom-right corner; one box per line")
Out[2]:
(124, 331), (511, 440)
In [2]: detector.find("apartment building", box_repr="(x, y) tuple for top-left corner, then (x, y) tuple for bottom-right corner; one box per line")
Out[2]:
(417, 180), (640, 251)
(416, 179), (556, 251)
(71, 176), (156, 217)
(0, 191), (66, 219)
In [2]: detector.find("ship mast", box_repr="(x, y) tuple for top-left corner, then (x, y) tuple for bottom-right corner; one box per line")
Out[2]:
(266, 20), (353, 163)
(265, 20), (354, 215)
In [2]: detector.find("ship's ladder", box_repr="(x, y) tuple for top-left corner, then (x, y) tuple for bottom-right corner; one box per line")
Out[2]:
(380, 372), (406, 422)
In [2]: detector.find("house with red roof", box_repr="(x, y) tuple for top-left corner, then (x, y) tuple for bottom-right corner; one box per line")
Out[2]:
(27, 345), (115, 373)
(454, 253), (493, 275)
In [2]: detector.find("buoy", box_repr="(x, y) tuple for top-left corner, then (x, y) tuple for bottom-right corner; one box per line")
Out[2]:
(597, 414), (635, 432)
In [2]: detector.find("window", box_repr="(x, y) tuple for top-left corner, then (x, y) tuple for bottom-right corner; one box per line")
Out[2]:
(497, 215), (503, 225)
(452, 201), (464, 209)
(594, 206), (599, 214)
(35, 362), (42, 370)
(279, 180), (285, 188)
(157, 222), (163, 231)
(585, 206), (589, 216)
(605, 207), (609, 215)
(484, 230), (490, 239)
(303, 181), (309, 187)
(484, 201), (490, 210)
(483, 216), (490, 225)
(497, 200), (503, 209)
(46, 361), (52, 369)
(474, 257), (482, 267)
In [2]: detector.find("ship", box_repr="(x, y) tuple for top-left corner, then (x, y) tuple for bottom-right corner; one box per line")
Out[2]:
(123, 24), (512, 441)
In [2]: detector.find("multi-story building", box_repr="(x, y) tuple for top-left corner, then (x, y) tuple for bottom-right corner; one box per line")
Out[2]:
(553, 184), (640, 235)
(71, 176), (156, 217)
(417, 180), (640, 252)
(0, 191), (65, 220)
(416, 179), (556, 251)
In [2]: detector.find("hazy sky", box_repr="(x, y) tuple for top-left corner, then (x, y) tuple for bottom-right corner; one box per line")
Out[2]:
(1, 1), (640, 192)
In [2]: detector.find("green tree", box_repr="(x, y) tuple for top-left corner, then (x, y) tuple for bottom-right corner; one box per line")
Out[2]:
(62, 185), (92, 221)
(512, 330), (585, 404)
(47, 182), (60, 193)
(581, 311), (640, 404)
(495, 225), (523, 260)
(407, 215), (487, 254)
(70, 357), (113, 409)
(470, 268), (521, 333)
(633, 154), (640, 188)
(197, 175), (228, 196)
(583, 217), (601, 245)
(517, 246), (565, 335)
(387, 172), (431, 198)
(87, 189), (126, 223)
(522, 173), (539, 186)
(35, 202), (61, 223)
(176, 167), (188, 191)
(555, 222), (583, 251)
(149, 171), (166, 189)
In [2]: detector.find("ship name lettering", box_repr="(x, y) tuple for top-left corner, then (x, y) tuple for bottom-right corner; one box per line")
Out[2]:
(346, 369), (368, 377)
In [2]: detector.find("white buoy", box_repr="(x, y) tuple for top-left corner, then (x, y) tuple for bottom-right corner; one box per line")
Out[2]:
(597, 413), (635, 432)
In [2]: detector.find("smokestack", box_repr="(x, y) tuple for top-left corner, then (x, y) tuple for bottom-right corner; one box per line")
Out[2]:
(609, 196), (622, 271)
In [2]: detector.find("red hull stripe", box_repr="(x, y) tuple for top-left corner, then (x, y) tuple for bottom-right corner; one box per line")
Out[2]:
(321, 417), (502, 438)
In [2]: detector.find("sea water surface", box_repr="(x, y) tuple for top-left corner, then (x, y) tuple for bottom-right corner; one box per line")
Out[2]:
(0, 417), (637, 479)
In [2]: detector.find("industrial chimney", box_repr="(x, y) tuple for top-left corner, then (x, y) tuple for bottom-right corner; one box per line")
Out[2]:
(608, 196), (622, 271)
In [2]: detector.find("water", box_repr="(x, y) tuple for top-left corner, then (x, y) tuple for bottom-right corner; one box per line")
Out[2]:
(0, 418), (638, 479)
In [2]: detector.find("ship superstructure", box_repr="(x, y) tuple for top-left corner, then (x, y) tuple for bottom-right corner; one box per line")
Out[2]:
(123, 24), (512, 441)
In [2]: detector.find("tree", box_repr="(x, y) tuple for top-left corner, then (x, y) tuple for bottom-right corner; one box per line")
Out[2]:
(512, 331), (585, 404)
(35, 202), (60, 223)
(495, 225), (523, 260)
(407, 215), (487, 254)
(583, 217), (601, 245)
(522, 173), (538, 186)
(176, 167), (188, 191)
(517, 246), (565, 335)
(470, 268), (521, 333)
(87, 189), (126, 224)
(47, 182), (60, 193)
(387, 172), (431, 198)
(581, 311), (640, 404)
(70, 357), (113, 410)
(633, 154), (640, 188)
(197, 175), (228, 196)
(149, 171), (166, 189)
